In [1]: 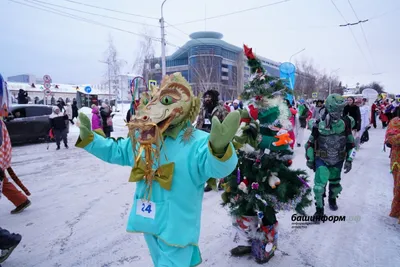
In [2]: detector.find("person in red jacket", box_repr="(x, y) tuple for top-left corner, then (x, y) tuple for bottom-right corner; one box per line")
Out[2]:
(284, 99), (297, 149)
(371, 100), (378, 128)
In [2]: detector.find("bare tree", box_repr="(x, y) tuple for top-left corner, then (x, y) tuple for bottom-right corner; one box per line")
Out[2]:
(132, 27), (156, 85)
(360, 81), (385, 94)
(294, 59), (318, 99)
(102, 34), (124, 104)
(294, 59), (344, 99)
(189, 52), (221, 96)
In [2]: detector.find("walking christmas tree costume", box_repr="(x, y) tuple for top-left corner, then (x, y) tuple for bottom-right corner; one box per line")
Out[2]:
(305, 94), (355, 219)
(75, 73), (240, 267)
(221, 45), (312, 264)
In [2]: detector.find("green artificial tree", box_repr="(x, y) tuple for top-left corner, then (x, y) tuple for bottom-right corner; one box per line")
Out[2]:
(221, 45), (312, 264)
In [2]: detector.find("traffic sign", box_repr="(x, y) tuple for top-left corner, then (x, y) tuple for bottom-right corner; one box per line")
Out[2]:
(44, 82), (51, 89)
(44, 89), (51, 96)
(149, 80), (157, 90)
(312, 92), (318, 99)
(43, 75), (52, 83)
(84, 86), (92, 93)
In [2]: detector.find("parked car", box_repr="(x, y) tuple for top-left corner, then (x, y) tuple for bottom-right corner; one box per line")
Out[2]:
(4, 104), (53, 144)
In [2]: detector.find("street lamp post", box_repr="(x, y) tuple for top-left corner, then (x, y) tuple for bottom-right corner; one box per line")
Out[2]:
(328, 68), (340, 95)
(289, 48), (306, 63)
(160, 0), (167, 77)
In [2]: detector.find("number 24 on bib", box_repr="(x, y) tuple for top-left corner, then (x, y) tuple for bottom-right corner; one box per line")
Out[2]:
(136, 199), (156, 219)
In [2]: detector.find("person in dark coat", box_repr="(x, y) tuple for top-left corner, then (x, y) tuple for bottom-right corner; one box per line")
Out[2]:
(71, 100), (79, 121)
(126, 109), (132, 123)
(17, 89), (28, 104)
(343, 96), (362, 148)
(100, 103), (113, 138)
(49, 106), (69, 150)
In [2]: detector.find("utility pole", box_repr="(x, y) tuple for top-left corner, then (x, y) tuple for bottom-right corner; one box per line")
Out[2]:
(160, 0), (167, 77)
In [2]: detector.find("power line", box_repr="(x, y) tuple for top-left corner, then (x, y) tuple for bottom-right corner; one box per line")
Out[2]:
(347, 0), (378, 70)
(369, 6), (400, 20)
(169, 0), (290, 27)
(330, 0), (372, 72)
(339, 19), (368, 27)
(8, 0), (161, 41)
(28, 0), (159, 28)
(60, 0), (158, 20)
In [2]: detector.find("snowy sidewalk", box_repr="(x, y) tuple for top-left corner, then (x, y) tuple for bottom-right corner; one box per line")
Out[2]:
(1, 122), (399, 267)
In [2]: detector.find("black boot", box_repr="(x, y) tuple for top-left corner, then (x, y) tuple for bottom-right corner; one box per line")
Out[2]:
(218, 180), (224, 191)
(328, 198), (338, 211)
(313, 207), (324, 224)
(0, 230), (22, 264)
(230, 245), (252, 257)
(204, 184), (212, 192)
(56, 145), (60, 150)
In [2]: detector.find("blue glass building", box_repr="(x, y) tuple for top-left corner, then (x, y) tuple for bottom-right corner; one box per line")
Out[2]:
(146, 31), (283, 100)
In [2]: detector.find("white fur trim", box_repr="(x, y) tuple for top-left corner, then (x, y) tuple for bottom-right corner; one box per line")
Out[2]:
(239, 143), (256, 153)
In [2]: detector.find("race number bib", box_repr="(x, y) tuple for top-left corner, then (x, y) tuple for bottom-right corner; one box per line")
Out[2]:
(136, 199), (156, 219)
(204, 119), (211, 125)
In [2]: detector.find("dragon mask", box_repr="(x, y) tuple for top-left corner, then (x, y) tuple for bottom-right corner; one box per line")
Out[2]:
(127, 73), (200, 198)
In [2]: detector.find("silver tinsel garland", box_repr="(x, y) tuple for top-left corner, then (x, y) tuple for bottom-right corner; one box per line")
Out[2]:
(256, 186), (310, 212)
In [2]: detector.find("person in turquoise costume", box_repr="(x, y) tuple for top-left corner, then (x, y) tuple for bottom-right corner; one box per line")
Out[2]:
(75, 73), (240, 267)
(305, 94), (356, 220)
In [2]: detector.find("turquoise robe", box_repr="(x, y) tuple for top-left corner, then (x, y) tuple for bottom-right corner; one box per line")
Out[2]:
(76, 128), (238, 266)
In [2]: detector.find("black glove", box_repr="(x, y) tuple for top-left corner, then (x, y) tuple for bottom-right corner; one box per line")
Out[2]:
(344, 161), (352, 173)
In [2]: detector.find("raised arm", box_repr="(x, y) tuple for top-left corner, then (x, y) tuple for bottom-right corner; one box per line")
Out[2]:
(193, 111), (240, 185)
(305, 119), (318, 171)
(75, 113), (133, 167)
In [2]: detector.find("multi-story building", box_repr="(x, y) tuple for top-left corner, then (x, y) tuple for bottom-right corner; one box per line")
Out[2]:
(6, 74), (113, 106)
(7, 74), (36, 85)
(145, 31), (284, 100)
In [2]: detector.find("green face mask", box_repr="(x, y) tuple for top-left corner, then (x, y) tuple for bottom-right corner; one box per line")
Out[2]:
(325, 94), (346, 119)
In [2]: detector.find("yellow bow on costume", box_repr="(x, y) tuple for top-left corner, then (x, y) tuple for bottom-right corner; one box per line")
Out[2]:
(129, 159), (175, 191)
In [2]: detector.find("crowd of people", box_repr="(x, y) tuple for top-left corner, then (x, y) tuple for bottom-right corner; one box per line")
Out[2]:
(2, 83), (400, 265)
(191, 91), (399, 225)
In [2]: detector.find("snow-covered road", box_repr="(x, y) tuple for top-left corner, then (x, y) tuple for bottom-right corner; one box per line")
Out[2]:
(1, 114), (399, 267)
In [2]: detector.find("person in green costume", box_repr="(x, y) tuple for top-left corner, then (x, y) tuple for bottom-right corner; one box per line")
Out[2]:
(305, 94), (356, 220)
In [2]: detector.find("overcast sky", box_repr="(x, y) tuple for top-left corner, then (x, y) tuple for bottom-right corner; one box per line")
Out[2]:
(1, 0), (399, 93)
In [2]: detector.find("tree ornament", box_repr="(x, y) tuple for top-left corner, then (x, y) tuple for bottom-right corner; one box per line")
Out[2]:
(297, 176), (310, 188)
(265, 242), (274, 252)
(237, 167), (241, 184)
(251, 182), (259, 190)
(268, 172), (281, 189)
(257, 211), (264, 219)
(238, 182), (248, 194)
(243, 44), (255, 59)
(272, 129), (293, 146)
(242, 177), (249, 186)
(269, 81), (275, 87)
(246, 104), (259, 121)
(287, 159), (292, 166)
(255, 194), (267, 205)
